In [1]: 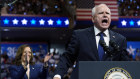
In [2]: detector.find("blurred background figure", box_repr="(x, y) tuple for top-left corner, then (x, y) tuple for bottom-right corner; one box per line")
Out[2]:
(8, 44), (53, 79)
(118, 0), (140, 16)
(136, 48), (140, 61)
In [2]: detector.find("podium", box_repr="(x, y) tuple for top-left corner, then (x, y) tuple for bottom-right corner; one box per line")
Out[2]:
(79, 61), (140, 79)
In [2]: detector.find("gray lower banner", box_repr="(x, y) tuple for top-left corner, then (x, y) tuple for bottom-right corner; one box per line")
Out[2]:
(79, 61), (140, 79)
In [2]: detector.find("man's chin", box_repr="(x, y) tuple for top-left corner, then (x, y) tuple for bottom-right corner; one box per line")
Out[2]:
(99, 26), (109, 31)
(102, 25), (109, 28)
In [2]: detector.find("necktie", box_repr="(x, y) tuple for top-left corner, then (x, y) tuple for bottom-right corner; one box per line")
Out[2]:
(98, 32), (105, 60)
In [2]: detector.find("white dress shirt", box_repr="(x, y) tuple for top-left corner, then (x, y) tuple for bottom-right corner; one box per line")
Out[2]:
(94, 26), (110, 53)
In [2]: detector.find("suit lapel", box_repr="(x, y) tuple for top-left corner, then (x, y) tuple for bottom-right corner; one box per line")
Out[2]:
(24, 72), (28, 79)
(23, 65), (33, 79)
(29, 65), (34, 79)
(87, 27), (99, 60)
(109, 30), (116, 48)
(102, 30), (116, 61)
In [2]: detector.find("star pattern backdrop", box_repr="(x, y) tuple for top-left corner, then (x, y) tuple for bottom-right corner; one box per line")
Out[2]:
(118, 18), (140, 28)
(127, 41), (140, 59)
(1, 16), (69, 27)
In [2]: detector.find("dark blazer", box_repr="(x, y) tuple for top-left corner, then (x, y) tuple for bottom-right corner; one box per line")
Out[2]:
(55, 27), (130, 79)
(9, 64), (48, 79)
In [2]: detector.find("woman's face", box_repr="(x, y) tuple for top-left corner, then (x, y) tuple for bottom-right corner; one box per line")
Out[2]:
(21, 47), (32, 63)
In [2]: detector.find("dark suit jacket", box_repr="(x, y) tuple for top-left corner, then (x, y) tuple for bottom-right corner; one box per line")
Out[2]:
(9, 64), (48, 79)
(55, 27), (130, 79)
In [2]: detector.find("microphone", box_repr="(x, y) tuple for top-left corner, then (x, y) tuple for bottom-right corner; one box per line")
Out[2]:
(99, 40), (112, 56)
(25, 52), (28, 66)
(109, 40), (120, 52)
(109, 40), (130, 61)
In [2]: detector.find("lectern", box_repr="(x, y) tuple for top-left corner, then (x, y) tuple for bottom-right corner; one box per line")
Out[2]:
(79, 61), (140, 79)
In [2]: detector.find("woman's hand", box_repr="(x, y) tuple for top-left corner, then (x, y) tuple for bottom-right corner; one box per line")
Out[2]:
(44, 53), (53, 63)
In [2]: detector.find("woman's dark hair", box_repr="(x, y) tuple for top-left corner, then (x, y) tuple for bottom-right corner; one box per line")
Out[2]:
(14, 44), (35, 65)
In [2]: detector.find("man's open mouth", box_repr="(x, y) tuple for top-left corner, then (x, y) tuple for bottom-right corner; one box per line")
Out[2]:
(102, 19), (108, 25)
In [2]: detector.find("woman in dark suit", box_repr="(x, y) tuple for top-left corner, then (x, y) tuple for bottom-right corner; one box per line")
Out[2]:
(9, 44), (52, 79)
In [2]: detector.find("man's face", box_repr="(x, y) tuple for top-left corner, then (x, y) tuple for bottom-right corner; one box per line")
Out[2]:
(92, 5), (111, 31)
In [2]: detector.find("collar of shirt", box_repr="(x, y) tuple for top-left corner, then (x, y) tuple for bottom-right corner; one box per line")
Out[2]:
(94, 26), (110, 48)
(94, 26), (109, 37)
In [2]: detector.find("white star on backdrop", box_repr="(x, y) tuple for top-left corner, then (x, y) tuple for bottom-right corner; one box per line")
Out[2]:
(12, 19), (19, 25)
(121, 20), (127, 26)
(39, 19), (45, 25)
(21, 19), (28, 25)
(137, 20), (140, 26)
(127, 45), (135, 55)
(48, 19), (53, 25)
(64, 19), (69, 25)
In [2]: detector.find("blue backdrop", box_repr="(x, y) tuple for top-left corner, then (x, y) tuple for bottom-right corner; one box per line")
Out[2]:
(127, 41), (140, 59)
(1, 43), (48, 58)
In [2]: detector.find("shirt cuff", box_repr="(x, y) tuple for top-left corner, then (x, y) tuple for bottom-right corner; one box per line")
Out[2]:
(54, 74), (61, 79)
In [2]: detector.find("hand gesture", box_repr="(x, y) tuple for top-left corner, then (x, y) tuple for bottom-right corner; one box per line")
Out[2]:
(44, 53), (53, 63)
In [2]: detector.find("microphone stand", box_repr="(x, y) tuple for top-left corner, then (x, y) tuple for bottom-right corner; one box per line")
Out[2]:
(110, 40), (120, 52)
(25, 52), (28, 67)
(99, 40), (113, 61)
(109, 40), (127, 61)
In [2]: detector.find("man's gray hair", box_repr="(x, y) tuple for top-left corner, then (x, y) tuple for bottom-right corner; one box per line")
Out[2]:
(92, 4), (111, 16)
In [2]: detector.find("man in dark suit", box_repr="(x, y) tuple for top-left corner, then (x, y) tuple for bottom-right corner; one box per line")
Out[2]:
(53, 4), (130, 79)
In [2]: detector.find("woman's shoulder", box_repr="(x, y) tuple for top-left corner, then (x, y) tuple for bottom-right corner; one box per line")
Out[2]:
(31, 64), (43, 68)
(9, 65), (25, 71)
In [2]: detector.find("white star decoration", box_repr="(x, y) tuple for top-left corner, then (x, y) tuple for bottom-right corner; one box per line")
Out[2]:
(127, 45), (135, 55)
(39, 19), (45, 25)
(21, 19), (28, 25)
(137, 20), (140, 26)
(64, 19), (69, 25)
(48, 19), (53, 25)
(12, 19), (19, 25)
(3, 17), (69, 27)
(121, 20), (127, 26)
